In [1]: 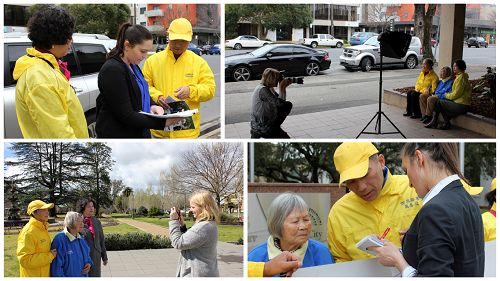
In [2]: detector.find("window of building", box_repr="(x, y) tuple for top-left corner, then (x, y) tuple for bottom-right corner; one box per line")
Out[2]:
(314, 4), (329, 20)
(140, 7), (146, 14)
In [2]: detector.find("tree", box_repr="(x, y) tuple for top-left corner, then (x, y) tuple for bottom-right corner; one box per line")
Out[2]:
(464, 143), (496, 185)
(5, 143), (86, 217)
(367, 4), (391, 23)
(226, 4), (312, 39)
(110, 180), (127, 212)
(173, 143), (243, 207)
(122, 187), (133, 214)
(79, 143), (114, 217)
(414, 4), (437, 61)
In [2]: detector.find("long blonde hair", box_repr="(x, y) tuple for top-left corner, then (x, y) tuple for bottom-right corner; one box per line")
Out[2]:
(190, 190), (220, 224)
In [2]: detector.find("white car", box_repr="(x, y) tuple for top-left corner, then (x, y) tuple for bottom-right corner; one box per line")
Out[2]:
(225, 35), (271, 50)
(299, 34), (344, 48)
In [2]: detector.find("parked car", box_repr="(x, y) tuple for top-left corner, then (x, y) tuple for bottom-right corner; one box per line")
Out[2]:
(4, 33), (109, 138)
(349, 32), (379, 46)
(208, 44), (221, 55)
(188, 43), (202, 56)
(225, 35), (271, 50)
(299, 34), (344, 48)
(201, 44), (212, 54)
(340, 35), (422, 72)
(467, 37), (488, 48)
(225, 44), (331, 82)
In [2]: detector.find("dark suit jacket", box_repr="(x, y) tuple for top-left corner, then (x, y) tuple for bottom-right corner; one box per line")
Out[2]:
(82, 217), (107, 261)
(402, 180), (485, 276)
(96, 56), (165, 138)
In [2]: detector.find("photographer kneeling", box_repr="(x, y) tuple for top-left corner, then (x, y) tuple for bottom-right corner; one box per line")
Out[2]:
(250, 68), (293, 138)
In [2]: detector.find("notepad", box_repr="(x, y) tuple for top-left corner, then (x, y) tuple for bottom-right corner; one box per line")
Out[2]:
(356, 235), (385, 256)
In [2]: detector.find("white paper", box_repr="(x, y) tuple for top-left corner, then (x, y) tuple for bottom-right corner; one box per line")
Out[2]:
(139, 109), (198, 119)
(355, 234), (385, 256)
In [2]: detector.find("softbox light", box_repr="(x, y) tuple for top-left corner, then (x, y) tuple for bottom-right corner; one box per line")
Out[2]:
(378, 31), (412, 59)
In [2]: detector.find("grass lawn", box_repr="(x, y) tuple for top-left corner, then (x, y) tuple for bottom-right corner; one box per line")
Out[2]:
(133, 217), (243, 243)
(4, 220), (143, 277)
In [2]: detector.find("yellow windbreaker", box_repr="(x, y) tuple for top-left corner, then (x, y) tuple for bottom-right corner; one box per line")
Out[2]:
(328, 170), (421, 262)
(13, 48), (89, 139)
(445, 71), (472, 106)
(414, 69), (439, 94)
(17, 217), (54, 277)
(482, 202), (496, 242)
(248, 262), (265, 277)
(143, 46), (215, 138)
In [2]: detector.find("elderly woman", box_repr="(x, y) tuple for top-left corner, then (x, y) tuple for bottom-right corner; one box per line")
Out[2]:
(419, 66), (453, 124)
(370, 143), (484, 276)
(425, 60), (472, 129)
(248, 193), (334, 276)
(169, 190), (220, 277)
(250, 68), (293, 139)
(482, 178), (496, 242)
(404, 58), (439, 119)
(50, 212), (93, 277)
(79, 198), (108, 277)
(13, 5), (88, 138)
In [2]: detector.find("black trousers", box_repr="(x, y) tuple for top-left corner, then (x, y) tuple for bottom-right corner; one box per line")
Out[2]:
(406, 90), (422, 117)
(251, 127), (290, 139)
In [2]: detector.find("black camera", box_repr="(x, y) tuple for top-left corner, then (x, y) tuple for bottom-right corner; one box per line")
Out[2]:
(279, 71), (304, 84)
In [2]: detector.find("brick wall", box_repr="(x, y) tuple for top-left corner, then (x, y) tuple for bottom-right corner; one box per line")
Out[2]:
(248, 183), (348, 206)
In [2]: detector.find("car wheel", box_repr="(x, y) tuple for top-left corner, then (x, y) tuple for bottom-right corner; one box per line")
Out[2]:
(344, 67), (355, 72)
(234, 43), (242, 50)
(405, 55), (418, 69)
(305, 61), (320, 76)
(485, 44), (488, 48)
(232, 66), (251, 81)
(311, 41), (318, 48)
(467, 45), (471, 48)
(336, 42), (343, 48)
(85, 110), (97, 138)
(360, 57), (373, 72)
(476, 45), (479, 48)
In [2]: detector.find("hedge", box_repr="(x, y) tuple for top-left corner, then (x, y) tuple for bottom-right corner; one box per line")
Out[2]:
(105, 232), (171, 251)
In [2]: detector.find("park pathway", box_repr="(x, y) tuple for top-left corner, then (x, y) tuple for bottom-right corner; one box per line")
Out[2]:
(116, 218), (169, 237)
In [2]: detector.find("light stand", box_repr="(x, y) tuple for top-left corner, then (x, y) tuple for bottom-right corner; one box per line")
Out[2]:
(356, 40), (406, 138)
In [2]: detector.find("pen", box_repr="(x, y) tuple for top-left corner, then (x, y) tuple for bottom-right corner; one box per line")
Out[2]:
(379, 227), (391, 240)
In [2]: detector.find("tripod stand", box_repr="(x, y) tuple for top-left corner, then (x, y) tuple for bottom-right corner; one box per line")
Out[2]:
(356, 42), (406, 139)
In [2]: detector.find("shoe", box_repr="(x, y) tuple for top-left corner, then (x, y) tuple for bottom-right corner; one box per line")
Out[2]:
(421, 116), (431, 123)
(424, 112), (438, 128)
(420, 115), (428, 121)
(410, 115), (422, 119)
(403, 112), (411, 117)
(438, 122), (451, 130)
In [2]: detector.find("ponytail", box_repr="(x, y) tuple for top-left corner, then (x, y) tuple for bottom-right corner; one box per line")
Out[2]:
(107, 23), (152, 59)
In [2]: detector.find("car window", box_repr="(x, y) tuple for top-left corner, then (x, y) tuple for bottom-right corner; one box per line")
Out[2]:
(250, 44), (275, 56)
(293, 47), (312, 55)
(62, 48), (79, 77)
(248, 36), (258, 41)
(73, 43), (107, 75)
(327, 35), (334, 40)
(5, 43), (31, 86)
(269, 46), (293, 57)
(364, 36), (379, 47)
(351, 33), (360, 38)
(312, 34), (319, 39)
(477, 37), (485, 42)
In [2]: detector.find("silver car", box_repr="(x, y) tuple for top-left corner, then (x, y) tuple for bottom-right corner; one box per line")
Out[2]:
(4, 33), (110, 138)
(340, 35), (423, 72)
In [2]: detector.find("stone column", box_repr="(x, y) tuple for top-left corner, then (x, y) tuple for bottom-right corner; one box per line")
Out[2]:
(438, 4), (466, 68)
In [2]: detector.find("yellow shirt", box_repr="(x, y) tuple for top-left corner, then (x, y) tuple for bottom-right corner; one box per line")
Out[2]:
(13, 48), (89, 139)
(17, 217), (55, 277)
(482, 202), (496, 242)
(445, 71), (472, 106)
(327, 170), (422, 262)
(415, 69), (439, 94)
(143, 46), (215, 138)
(248, 262), (265, 277)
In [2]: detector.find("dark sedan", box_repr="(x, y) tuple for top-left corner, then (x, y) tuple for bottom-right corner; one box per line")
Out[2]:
(467, 37), (488, 48)
(225, 44), (331, 82)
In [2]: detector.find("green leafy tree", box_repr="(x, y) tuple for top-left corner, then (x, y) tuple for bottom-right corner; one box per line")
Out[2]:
(464, 143), (496, 185)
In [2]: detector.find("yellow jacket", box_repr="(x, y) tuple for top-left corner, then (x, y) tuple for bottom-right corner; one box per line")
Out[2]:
(327, 170), (421, 262)
(482, 202), (496, 242)
(143, 46), (215, 138)
(17, 217), (54, 277)
(248, 262), (265, 277)
(415, 69), (439, 94)
(445, 71), (472, 105)
(13, 48), (89, 139)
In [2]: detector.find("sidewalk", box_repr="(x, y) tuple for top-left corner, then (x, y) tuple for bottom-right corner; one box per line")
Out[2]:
(101, 242), (243, 277)
(225, 103), (490, 139)
(116, 218), (169, 237)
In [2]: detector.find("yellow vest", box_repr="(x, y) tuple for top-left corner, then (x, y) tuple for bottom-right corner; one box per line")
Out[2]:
(13, 48), (89, 139)
(248, 262), (265, 277)
(415, 69), (439, 94)
(445, 71), (472, 105)
(482, 202), (496, 242)
(17, 217), (54, 277)
(328, 170), (421, 262)
(143, 46), (215, 138)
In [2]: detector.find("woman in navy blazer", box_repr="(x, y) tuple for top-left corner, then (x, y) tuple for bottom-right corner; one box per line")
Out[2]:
(370, 143), (484, 277)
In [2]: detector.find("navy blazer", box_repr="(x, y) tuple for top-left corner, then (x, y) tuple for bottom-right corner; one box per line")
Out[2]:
(96, 56), (164, 138)
(402, 179), (485, 276)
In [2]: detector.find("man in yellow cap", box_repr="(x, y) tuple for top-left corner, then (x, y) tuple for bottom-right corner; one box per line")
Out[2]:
(482, 178), (496, 241)
(327, 142), (422, 262)
(143, 17), (215, 138)
(17, 200), (57, 277)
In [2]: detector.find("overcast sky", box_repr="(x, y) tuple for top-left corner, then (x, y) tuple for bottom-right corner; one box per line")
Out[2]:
(4, 142), (200, 190)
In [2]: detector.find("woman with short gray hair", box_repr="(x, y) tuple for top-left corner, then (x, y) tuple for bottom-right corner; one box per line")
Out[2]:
(419, 66), (454, 124)
(248, 193), (334, 276)
(50, 211), (93, 277)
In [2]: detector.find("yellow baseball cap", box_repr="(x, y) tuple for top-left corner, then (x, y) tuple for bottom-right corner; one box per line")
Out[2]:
(490, 178), (496, 192)
(168, 18), (193, 42)
(461, 180), (483, 196)
(334, 142), (379, 186)
(27, 200), (54, 215)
